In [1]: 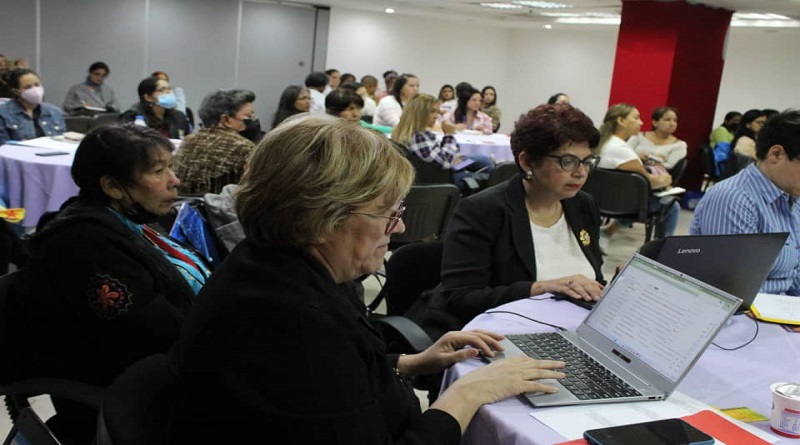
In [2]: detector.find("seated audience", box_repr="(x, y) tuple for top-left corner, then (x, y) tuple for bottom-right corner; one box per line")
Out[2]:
(16, 124), (210, 442)
(709, 111), (741, 149)
(326, 87), (390, 134)
(173, 89), (256, 195)
(438, 84), (457, 115)
(323, 68), (340, 95)
(120, 76), (191, 139)
(415, 103), (605, 336)
(62, 61), (119, 115)
(481, 85), (501, 133)
(360, 74), (379, 103)
(375, 69), (398, 101)
(392, 94), (493, 194)
(627, 106), (687, 170)
(151, 70), (188, 116)
(271, 85), (310, 129)
(547, 92), (570, 105)
(373, 73), (419, 127)
(167, 114), (565, 443)
(340, 81), (376, 122)
(691, 109), (800, 296)
(0, 68), (65, 145)
(339, 72), (356, 85)
(325, 88), (363, 123)
(304, 71), (327, 114)
(442, 87), (493, 135)
(596, 103), (680, 242)
(732, 108), (768, 160)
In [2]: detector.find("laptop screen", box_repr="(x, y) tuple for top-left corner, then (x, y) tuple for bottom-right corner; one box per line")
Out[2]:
(584, 255), (741, 382)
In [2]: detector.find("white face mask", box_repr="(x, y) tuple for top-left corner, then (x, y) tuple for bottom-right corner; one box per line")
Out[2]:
(20, 86), (45, 105)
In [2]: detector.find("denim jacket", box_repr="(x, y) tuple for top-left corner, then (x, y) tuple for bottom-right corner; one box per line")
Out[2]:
(0, 99), (66, 145)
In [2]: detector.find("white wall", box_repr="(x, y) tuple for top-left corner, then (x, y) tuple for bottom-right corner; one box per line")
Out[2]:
(327, 7), (800, 134)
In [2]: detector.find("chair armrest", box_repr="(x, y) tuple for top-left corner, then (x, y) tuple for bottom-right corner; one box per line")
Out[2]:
(370, 315), (434, 353)
(1, 378), (104, 409)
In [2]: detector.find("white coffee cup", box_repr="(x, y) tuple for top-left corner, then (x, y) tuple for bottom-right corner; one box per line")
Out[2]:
(770, 382), (800, 438)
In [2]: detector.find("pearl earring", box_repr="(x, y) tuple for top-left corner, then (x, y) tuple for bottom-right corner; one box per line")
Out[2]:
(525, 170), (533, 179)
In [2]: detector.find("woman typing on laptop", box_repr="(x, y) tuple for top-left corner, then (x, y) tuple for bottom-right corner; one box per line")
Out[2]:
(168, 115), (566, 444)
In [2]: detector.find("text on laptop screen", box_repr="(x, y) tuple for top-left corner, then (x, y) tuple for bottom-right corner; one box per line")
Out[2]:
(584, 256), (740, 382)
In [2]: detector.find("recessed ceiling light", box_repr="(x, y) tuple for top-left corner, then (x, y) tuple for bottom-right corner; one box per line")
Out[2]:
(554, 17), (621, 25)
(543, 24), (553, 29)
(385, 7), (396, 13)
(480, 2), (524, 9)
(512, 1), (572, 8)
(540, 12), (618, 18)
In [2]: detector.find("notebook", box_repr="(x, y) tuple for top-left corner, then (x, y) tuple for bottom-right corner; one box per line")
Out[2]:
(557, 232), (789, 312)
(490, 254), (741, 407)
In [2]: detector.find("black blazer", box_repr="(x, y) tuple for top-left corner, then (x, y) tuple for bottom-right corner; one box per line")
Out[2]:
(435, 174), (604, 328)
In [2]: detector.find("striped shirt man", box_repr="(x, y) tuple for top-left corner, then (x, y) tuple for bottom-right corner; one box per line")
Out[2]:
(690, 163), (800, 295)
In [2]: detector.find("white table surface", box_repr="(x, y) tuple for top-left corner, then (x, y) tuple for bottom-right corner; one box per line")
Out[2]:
(0, 142), (79, 227)
(441, 296), (800, 444)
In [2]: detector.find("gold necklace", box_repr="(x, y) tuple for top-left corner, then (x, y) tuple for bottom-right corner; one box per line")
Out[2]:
(526, 201), (563, 227)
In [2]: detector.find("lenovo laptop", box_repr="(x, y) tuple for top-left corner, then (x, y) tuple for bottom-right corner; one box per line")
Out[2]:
(490, 254), (741, 407)
(557, 232), (789, 312)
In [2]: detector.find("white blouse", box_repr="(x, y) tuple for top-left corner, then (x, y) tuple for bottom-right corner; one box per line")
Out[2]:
(530, 214), (595, 282)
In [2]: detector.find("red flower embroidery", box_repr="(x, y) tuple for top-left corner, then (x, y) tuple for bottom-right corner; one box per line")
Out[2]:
(87, 274), (132, 318)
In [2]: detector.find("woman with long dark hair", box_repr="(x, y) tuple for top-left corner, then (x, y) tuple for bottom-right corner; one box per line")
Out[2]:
(442, 86), (493, 134)
(271, 85), (310, 129)
(373, 73), (419, 127)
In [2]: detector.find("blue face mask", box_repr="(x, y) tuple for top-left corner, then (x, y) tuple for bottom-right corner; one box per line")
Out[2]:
(156, 93), (177, 109)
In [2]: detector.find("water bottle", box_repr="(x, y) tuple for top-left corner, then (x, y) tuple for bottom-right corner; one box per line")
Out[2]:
(134, 115), (146, 127)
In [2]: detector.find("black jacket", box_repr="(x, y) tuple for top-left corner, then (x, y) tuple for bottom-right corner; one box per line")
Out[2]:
(120, 102), (190, 139)
(169, 241), (461, 444)
(414, 175), (604, 334)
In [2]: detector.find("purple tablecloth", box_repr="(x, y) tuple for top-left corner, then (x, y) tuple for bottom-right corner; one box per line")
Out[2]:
(0, 143), (79, 227)
(441, 297), (800, 444)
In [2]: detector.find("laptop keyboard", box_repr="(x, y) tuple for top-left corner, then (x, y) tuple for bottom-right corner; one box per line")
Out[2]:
(506, 333), (642, 400)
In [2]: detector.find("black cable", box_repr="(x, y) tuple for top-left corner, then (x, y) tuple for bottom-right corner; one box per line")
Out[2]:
(483, 310), (567, 331)
(711, 314), (759, 351)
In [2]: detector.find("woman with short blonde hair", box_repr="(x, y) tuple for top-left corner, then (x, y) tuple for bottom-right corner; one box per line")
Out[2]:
(171, 114), (566, 443)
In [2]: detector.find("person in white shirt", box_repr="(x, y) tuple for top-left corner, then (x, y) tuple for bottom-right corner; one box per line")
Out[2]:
(322, 68), (340, 96)
(304, 71), (327, 114)
(340, 81), (376, 122)
(438, 84), (457, 115)
(373, 73), (419, 128)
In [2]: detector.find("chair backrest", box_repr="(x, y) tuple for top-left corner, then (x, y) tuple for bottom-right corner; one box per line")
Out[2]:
(391, 184), (460, 246)
(582, 168), (651, 222)
(486, 161), (518, 188)
(0, 270), (27, 386)
(383, 241), (443, 316)
(668, 157), (687, 185)
(64, 116), (94, 133)
(95, 353), (175, 445)
(391, 141), (455, 185)
(698, 143), (717, 180)
(91, 112), (121, 128)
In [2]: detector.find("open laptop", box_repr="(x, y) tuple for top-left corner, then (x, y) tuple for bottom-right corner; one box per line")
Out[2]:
(557, 232), (789, 312)
(490, 253), (741, 407)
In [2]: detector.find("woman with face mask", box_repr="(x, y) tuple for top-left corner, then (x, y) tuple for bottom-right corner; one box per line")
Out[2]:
(119, 76), (191, 139)
(17, 124), (210, 442)
(0, 68), (65, 145)
(173, 89), (258, 195)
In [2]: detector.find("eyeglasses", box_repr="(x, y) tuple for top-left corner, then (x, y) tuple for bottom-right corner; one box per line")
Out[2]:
(349, 202), (406, 235)
(543, 154), (600, 172)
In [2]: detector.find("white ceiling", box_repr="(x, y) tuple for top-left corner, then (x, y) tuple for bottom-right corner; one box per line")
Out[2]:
(282, 0), (800, 29)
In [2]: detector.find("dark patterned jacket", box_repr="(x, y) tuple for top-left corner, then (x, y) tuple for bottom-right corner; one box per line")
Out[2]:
(173, 126), (253, 195)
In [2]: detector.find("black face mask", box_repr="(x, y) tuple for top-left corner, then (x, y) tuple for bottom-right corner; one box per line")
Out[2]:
(121, 188), (162, 225)
(240, 118), (263, 143)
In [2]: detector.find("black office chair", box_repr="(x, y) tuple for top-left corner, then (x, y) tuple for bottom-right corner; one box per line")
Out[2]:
(582, 168), (674, 242)
(485, 161), (518, 188)
(720, 152), (755, 180)
(390, 183), (460, 248)
(405, 149), (455, 185)
(698, 143), (719, 192)
(91, 112), (121, 129)
(0, 270), (103, 443)
(95, 353), (175, 445)
(64, 116), (94, 133)
(667, 157), (687, 186)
